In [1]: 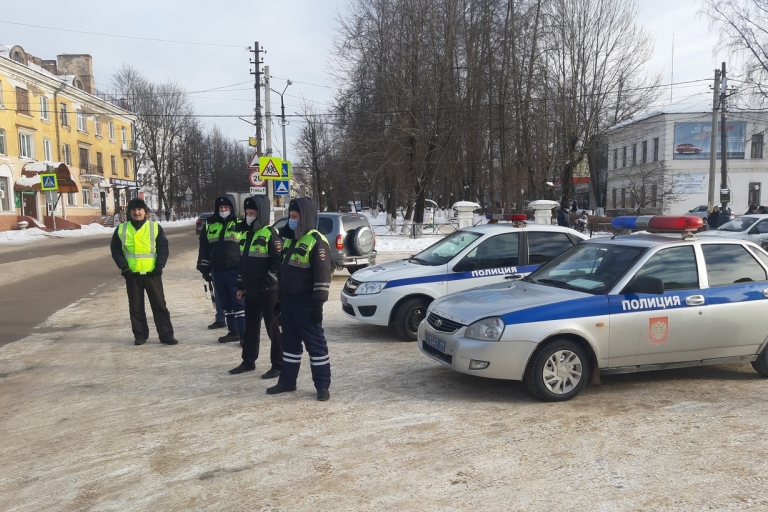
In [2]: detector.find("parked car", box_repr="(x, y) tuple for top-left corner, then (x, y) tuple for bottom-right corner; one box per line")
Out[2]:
(675, 143), (702, 154)
(273, 212), (377, 274)
(698, 214), (768, 249)
(419, 215), (768, 401)
(195, 212), (214, 235)
(684, 205), (735, 225)
(341, 223), (587, 341)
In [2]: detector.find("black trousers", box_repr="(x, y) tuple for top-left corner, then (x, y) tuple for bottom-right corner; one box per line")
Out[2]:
(125, 274), (175, 342)
(242, 290), (282, 368)
(278, 294), (330, 390)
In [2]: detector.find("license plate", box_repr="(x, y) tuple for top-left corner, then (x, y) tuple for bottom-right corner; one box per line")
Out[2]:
(424, 332), (446, 353)
(341, 294), (348, 307)
(354, 259), (369, 265)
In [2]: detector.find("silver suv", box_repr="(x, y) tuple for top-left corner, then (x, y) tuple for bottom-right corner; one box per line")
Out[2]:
(273, 212), (377, 274)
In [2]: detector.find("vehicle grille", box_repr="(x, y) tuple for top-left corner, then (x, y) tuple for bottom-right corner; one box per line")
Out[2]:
(343, 278), (360, 296)
(342, 303), (355, 316)
(427, 313), (463, 333)
(422, 342), (453, 365)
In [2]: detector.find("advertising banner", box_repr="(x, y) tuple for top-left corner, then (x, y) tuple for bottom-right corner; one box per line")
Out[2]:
(673, 121), (746, 160)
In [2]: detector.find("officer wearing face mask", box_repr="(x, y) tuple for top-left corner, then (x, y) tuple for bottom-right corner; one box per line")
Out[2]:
(229, 196), (283, 378)
(197, 196), (246, 343)
(267, 197), (333, 401)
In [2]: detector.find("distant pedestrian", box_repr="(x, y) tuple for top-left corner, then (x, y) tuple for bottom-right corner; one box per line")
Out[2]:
(558, 202), (571, 227)
(571, 200), (578, 213)
(111, 198), (177, 346)
(267, 197), (333, 401)
(229, 195), (283, 379)
(708, 206), (720, 228)
(165, 209), (171, 222)
(575, 210), (588, 234)
(581, 199), (589, 210)
(746, 205), (757, 215)
(758, 206), (768, 214)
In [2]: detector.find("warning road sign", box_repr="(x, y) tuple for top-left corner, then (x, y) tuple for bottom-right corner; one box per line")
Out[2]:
(247, 152), (260, 170)
(40, 173), (58, 191)
(274, 180), (290, 195)
(259, 157), (283, 180)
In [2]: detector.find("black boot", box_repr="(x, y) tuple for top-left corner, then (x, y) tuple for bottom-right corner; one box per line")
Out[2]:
(317, 388), (330, 401)
(160, 338), (178, 345)
(208, 321), (226, 329)
(218, 331), (240, 343)
(229, 363), (255, 375)
(266, 382), (296, 395)
(134, 337), (147, 346)
(261, 367), (281, 379)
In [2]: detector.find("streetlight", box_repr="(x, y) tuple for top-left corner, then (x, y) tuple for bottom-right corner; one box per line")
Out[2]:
(271, 80), (292, 161)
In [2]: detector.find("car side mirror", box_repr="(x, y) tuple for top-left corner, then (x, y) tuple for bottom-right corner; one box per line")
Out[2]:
(624, 275), (665, 295)
(453, 259), (476, 273)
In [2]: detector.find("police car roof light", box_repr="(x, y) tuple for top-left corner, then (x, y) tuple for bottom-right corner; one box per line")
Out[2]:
(611, 215), (703, 231)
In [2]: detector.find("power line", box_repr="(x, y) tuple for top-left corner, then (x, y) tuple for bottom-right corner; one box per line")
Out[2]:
(0, 20), (246, 48)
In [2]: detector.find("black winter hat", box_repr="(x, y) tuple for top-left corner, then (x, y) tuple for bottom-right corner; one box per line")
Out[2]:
(289, 199), (301, 213)
(244, 196), (258, 211)
(126, 198), (148, 212)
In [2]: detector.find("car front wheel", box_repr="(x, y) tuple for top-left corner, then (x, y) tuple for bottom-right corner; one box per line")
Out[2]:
(524, 339), (589, 401)
(393, 298), (428, 341)
(751, 345), (768, 377)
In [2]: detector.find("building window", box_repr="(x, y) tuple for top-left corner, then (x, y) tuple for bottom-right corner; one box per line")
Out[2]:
(82, 186), (91, 206)
(77, 109), (86, 131)
(43, 139), (52, 162)
(751, 134), (764, 159)
(632, 144), (637, 165)
(651, 184), (658, 208)
(63, 144), (72, 165)
(0, 129), (5, 155)
(749, 182), (761, 206)
(96, 152), (103, 175)
(123, 158), (130, 177)
(612, 188), (617, 209)
(94, 116), (101, 137)
(622, 146), (627, 167)
(66, 192), (77, 206)
(111, 155), (117, 175)
(642, 141), (648, 163)
(0, 176), (10, 211)
(653, 137), (659, 162)
(0, 80), (4, 106)
(621, 188), (626, 208)
(19, 133), (33, 159)
(16, 87), (30, 115)
(109, 120), (115, 141)
(613, 148), (618, 170)
(40, 96), (49, 120)
(79, 147), (89, 172)
(60, 104), (69, 127)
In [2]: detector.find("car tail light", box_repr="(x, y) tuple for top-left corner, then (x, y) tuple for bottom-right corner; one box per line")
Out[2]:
(336, 235), (344, 249)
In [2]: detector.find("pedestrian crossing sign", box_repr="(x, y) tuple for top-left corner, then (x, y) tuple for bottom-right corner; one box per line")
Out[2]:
(259, 157), (283, 180)
(281, 161), (291, 179)
(40, 173), (58, 191)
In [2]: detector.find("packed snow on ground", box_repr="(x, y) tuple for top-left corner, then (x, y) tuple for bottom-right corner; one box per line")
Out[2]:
(0, 218), (197, 245)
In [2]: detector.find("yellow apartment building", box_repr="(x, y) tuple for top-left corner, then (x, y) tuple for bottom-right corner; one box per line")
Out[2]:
(0, 44), (138, 231)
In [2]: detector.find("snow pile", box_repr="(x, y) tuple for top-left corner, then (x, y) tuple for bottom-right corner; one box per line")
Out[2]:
(0, 218), (196, 245)
(374, 235), (441, 252)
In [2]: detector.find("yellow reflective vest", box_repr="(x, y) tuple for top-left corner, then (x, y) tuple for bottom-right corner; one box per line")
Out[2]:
(119, 220), (159, 274)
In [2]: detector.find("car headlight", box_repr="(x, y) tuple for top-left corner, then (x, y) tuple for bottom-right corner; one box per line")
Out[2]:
(355, 282), (386, 295)
(464, 317), (505, 341)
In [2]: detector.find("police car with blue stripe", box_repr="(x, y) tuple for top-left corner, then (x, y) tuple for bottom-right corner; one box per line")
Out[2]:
(418, 215), (768, 401)
(341, 218), (587, 340)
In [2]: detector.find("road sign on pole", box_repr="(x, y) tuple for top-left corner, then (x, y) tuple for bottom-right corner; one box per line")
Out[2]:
(249, 169), (264, 187)
(250, 186), (267, 195)
(259, 156), (283, 180)
(247, 152), (260, 170)
(281, 161), (291, 179)
(274, 180), (290, 195)
(40, 173), (58, 191)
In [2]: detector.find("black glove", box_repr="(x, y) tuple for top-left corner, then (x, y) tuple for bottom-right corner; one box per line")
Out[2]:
(273, 301), (281, 317)
(311, 304), (323, 325)
(202, 271), (212, 282)
(120, 268), (132, 279)
(263, 271), (278, 288)
(151, 266), (163, 276)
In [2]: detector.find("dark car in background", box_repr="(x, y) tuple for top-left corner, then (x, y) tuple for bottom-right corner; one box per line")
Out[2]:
(195, 212), (214, 235)
(273, 212), (376, 274)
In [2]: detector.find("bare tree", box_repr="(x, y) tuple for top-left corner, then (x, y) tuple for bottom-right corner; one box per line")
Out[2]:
(611, 163), (690, 212)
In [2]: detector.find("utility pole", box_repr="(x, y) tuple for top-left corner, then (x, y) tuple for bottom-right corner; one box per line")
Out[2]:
(719, 61), (729, 214)
(249, 42), (265, 156)
(264, 66), (274, 205)
(707, 67), (721, 212)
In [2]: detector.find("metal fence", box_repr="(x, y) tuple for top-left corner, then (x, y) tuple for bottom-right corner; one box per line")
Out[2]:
(373, 222), (457, 237)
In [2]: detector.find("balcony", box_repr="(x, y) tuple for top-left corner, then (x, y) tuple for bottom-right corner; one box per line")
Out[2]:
(121, 140), (138, 155)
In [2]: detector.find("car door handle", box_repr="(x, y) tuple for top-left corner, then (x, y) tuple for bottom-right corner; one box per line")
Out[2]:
(763, 289), (768, 298)
(686, 295), (705, 306)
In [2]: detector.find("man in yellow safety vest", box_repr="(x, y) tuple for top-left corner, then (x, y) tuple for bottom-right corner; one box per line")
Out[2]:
(111, 198), (177, 346)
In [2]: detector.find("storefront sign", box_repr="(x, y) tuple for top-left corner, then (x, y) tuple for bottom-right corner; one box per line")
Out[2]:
(110, 178), (138, 187)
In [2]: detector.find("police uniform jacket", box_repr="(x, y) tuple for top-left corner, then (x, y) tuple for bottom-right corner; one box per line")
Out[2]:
(197, 195), (244, 273)
(111, 219), (169, 273)
(238, 195), (283, 294)
(279, 197), (332, 304)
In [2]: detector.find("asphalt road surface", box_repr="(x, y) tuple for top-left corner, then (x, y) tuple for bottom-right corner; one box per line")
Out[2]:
(0, 226), (199, 347)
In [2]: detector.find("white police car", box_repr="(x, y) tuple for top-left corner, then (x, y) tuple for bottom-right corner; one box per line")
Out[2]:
(341, 219), (587, 340)
(418, 215), (768, 401)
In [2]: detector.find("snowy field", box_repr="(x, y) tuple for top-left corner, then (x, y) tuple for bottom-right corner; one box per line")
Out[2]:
(0, 218), (197, 245)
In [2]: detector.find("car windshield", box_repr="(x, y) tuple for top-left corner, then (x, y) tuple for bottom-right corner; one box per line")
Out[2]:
(411, 230), (482, 266)
(717, 216), (758, 232)
(525, 243), (647, 294)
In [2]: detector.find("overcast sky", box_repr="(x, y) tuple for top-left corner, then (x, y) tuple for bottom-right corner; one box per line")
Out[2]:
(2, 0), (726, 161)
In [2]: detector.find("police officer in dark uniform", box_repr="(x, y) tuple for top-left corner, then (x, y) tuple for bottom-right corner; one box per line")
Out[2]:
(197, 196), (246, 342)
(267, 197), (333, 401)
(229, 196), (284, 378)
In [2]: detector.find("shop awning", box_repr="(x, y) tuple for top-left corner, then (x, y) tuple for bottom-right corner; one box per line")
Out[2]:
(14, 162), (79, 193)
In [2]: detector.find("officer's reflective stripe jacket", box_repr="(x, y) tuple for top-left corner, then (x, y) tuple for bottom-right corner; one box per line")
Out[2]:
(238, 224), (282, 293)
(110, 219), (169, 274)
(280, 229), (332, 303)
(197, 217), (244, 272)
